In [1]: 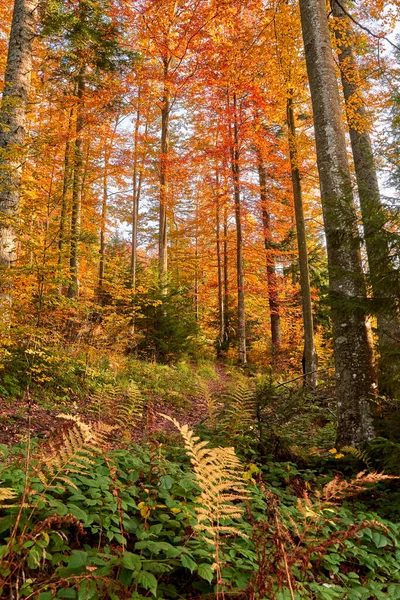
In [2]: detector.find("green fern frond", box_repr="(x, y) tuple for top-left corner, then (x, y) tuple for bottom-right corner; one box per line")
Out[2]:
(89, 381), (144, 440)
(341, 446), (374, 472)
(220, 382), (257, 436)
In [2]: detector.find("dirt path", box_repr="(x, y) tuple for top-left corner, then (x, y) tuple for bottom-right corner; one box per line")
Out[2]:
(0, 363), (232, 447)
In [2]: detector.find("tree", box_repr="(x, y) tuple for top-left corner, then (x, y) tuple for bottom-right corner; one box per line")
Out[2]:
(299, 0), (377, 446)
(0, 0), (38, 269)
(331, 0), (400, 395)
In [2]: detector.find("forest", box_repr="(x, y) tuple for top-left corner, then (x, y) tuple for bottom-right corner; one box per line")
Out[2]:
(0, 0), (400, 598)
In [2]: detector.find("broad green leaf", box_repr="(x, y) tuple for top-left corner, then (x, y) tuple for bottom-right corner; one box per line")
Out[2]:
(197, 563), (214, 583)
(135, 570), (158, 596)
(122, 551), (142, 571)
(181, 554), (197, 572)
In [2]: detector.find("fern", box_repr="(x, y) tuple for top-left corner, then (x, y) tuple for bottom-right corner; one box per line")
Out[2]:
(90, 381), (145, 440)
(35, 415), (115, 495)
(322, 471), (397, 502)
(161, 415), (249, 548)
(341, 445), (374, 472)
(0, 484), (16, 503)
(220, 382), (257, 437)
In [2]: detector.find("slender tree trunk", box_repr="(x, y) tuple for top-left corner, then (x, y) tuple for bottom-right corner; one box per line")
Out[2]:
(299, 0), (377, 446)
(98, 157), (108, 298)
(159, 58), (170, 284)
(287, 95), (318, 388)
(223, 203), (230, 348)
(58, 107), (74, 272)
(67, 71), (84, 299)
(229, 91), (247, 364)
(332, 0), (400, 394)
(256, 148), (282, 354)
(0, 0), (37, 269)
(215, 172), (226, 351)
(131, 95), (142, 290)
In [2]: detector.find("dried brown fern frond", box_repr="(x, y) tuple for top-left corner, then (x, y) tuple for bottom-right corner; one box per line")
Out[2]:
(0, 485), (16, 503)
(322, 471), (397, 502)
(160, 415), (249, 548)
(34, 416), (115, 495)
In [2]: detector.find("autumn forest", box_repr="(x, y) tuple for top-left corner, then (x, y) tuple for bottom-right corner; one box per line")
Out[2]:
(0, 0), (400, 598)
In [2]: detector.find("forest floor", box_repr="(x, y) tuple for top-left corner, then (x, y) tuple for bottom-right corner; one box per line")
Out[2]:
(0, 362), (232, 447)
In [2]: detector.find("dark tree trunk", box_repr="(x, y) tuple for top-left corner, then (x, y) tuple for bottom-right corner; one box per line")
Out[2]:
(287, 95), (318, 388)
(256, 148), (282, 353)
(230, 91), (247, 364)
(159, 58), (170, 284)
(215, 172), (226, 351)
(299, 0), (378, 446)
(67, 71), (85, 299)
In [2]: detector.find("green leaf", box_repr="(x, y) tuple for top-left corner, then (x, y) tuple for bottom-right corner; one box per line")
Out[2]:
(388, 584), (400, 600)
(371, 532), (390, 548)
(135, 571), (157, 596)
(57, 589), (77, 599)
(67, 550), (88, 570)
(67, 504), (88, 523)
(181, 554), (197, 572)
(77, 579), (98, 600)
(122, 552), (142, 571)
(197, 563), (214, 583)
(27, 546), (42, 570)
(159, 475), (174, 490)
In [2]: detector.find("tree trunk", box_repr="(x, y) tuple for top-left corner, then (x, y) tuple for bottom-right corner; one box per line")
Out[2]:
(131, 98), (143, 290)
(287, 95), (318, 388)
(159, 58), (170, 285)
(0, 0), (37, 268)
(256, 148), (282, 354)
(98, 157), (108, 299)
(58, 107), (74, 273)
(215, 171), (226, 351)
(230, 91), (247, 364)
(299, 0), (377, 447)
(223, 203), (230, 348)
(67, 71), (84, 299)
(332, 0), (400, 395)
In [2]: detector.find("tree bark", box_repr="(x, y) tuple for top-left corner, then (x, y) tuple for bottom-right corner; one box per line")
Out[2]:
(67, 71), (84, 299)
(299, 0), (377, 446)
(215, 171), (226, 351)
(98, 157), (108, 298)
(223, 203), (230, 349)
(332, 0), (400, 394)
(0, 0), (37, 268)
(58, 107), (74, 273)
(256, 148), (282, 354)
(159, 58), (170, 285)
(287, 95), (318, 388)
(230, 91), (247, 364)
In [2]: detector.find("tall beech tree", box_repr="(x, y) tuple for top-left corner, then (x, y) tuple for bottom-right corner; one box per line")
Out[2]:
(0, 0), (37, 269)
(299, 0), (377, 446)
(331, 0), (400, 394)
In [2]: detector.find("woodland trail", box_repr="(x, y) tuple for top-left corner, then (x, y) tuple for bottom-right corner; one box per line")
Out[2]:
(0, 362), (233, 447)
